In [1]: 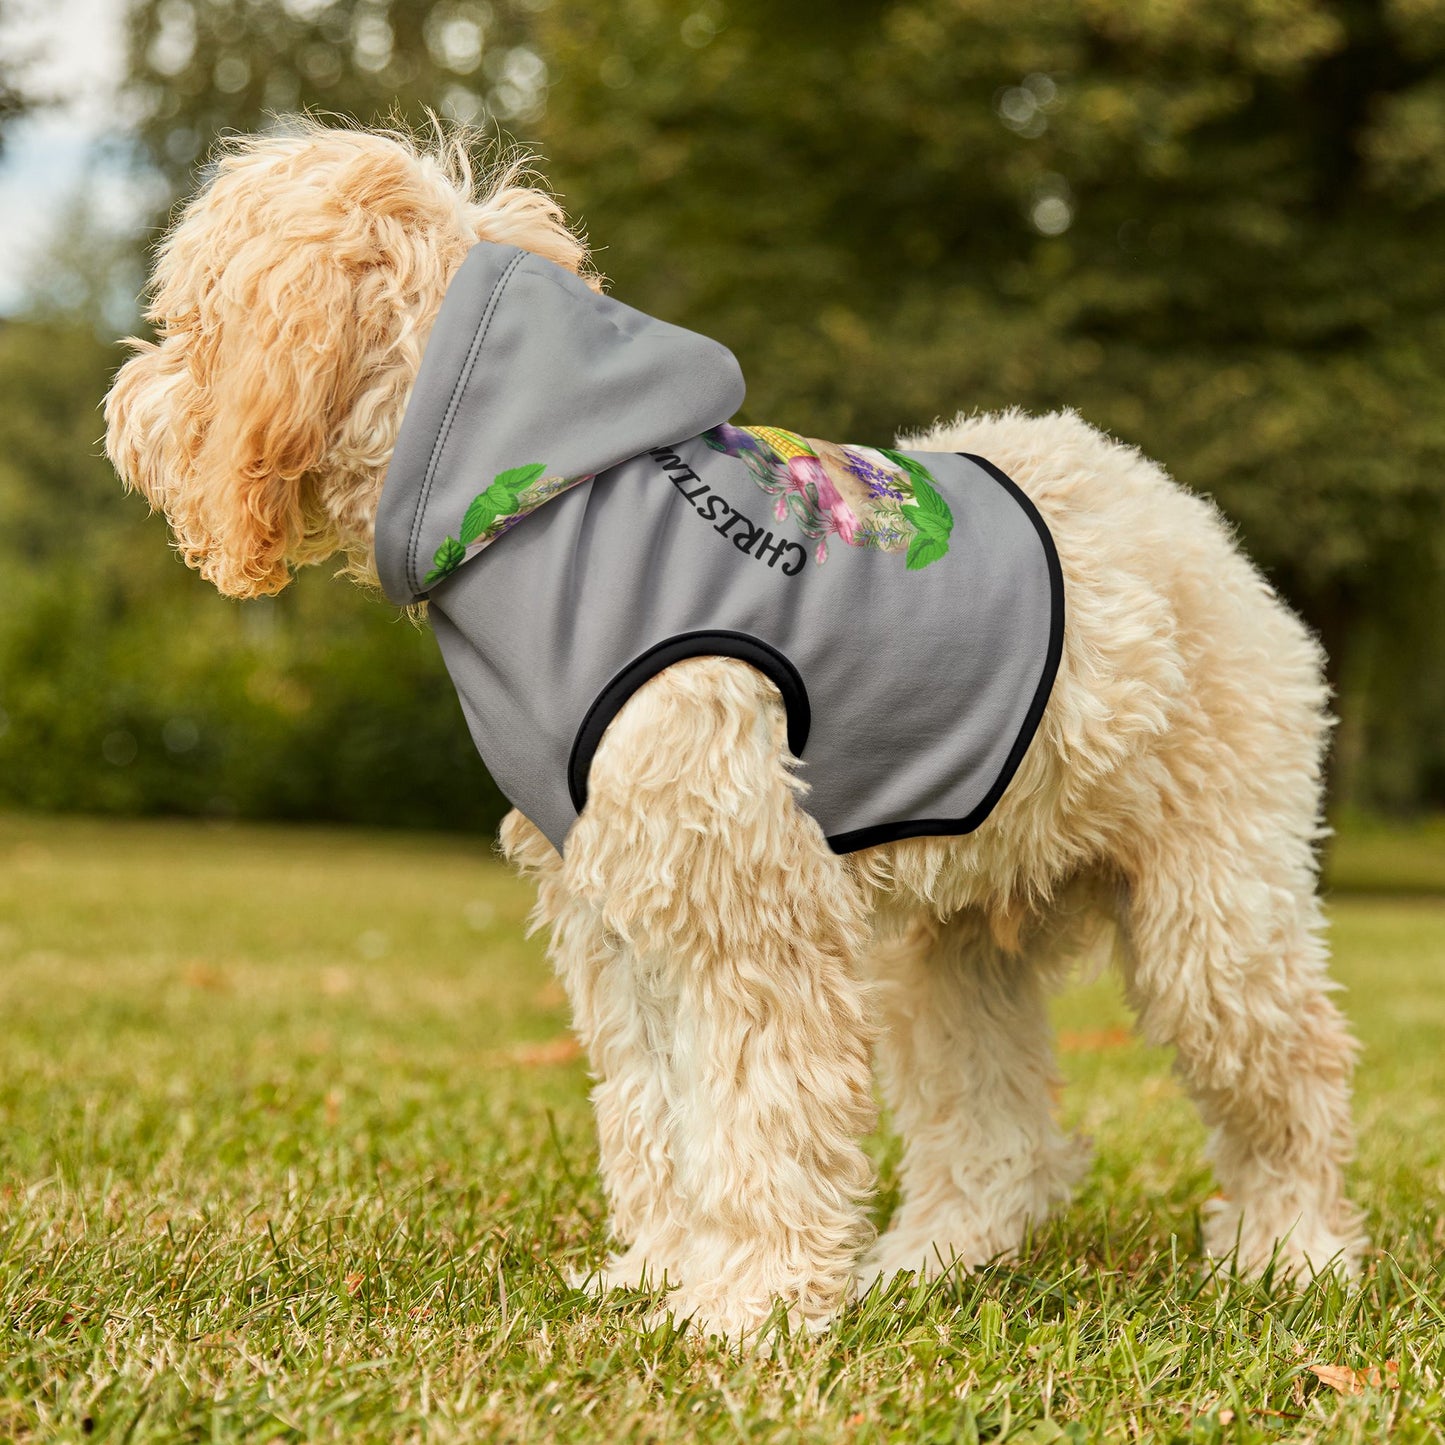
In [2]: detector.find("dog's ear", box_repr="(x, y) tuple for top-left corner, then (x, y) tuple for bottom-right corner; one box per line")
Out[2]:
(107, 137), (414, 599)
(105, 127), (596, 598)
(105, 242), (352, 600)
(106, 332), (194, 538)
(184, 241), (354, 598)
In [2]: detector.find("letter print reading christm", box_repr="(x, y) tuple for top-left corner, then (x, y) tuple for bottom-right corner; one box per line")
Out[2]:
(651, 447), (809, 575)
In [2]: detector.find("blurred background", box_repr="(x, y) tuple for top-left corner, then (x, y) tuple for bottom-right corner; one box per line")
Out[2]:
(1, 0), (1442, 836)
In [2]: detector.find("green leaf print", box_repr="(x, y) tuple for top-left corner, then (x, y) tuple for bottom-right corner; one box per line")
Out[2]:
(908, 475), (953, 537)
(881, 448), (942, 495)
(425, 535), (467, 585)
(493, 463), (548, 495)
(901, 475), (953, 568)
(460, 463), (549, 545)
(878, 449), (953, 568)
(459, 495), (501, 546)
(905, 532), (951, 570)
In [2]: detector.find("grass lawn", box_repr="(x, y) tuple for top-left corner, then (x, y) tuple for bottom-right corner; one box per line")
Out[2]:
(2, 813), (1443, 1443)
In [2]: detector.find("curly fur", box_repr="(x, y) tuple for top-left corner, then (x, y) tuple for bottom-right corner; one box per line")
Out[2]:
(105, 123), (1365, 1344)
(105, 119), (592, 598)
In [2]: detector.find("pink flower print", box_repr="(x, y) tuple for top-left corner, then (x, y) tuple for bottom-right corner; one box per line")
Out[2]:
(784, 454), (823, 502)
(701, 423), (952, 570)
(788, 456), (861, 544)
(826, 502), (862, 545)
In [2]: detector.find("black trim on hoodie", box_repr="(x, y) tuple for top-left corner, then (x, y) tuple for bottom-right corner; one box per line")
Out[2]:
(568, 631), (813, 815)
(820, 454), (1064, 852)
(565, 454), (1063, 854)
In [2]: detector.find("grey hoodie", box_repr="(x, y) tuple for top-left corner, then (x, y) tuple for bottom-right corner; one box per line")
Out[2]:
(375, 243), (1063, 854)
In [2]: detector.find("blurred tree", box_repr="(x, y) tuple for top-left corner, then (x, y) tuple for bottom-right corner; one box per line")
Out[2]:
(0, 0), (37, 151)
(29, 0), (1441, 819)
(533, 0), (1445, 806)
(2, 0), (561, 832)
(0, 315), (509, 829)
(124, 0), (547, 192)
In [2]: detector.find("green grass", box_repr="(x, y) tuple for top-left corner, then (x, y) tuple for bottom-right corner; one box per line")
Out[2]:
(1325, 813), (1445, 896)
(2, 813), (1443, 1443)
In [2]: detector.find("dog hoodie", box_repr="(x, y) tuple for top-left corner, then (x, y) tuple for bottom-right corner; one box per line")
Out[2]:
(374, 242), (1063, 854)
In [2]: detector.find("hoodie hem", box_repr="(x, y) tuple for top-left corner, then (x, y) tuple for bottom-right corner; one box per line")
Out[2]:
(823, 453), (1065, 852)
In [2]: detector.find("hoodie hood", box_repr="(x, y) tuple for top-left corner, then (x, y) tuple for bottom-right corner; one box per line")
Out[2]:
(374, 243), (746, 605)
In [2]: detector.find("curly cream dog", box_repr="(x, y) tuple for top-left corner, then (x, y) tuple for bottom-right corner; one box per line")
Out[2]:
(105, 124), (1364, 1341)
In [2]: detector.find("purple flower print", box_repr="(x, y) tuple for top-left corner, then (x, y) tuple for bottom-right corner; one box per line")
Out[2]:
(709, 422), (765, 457)
(843, 447), (908, 500)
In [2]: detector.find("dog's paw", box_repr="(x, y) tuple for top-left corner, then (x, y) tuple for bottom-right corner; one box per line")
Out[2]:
(860, 1198), (1056, 1290)
(860, 1132), (1092, 1295)
(856, 1232), (994, 1296)
(645, 1287), (836, 1350)
(1202, 1196), (1367, 1283)
(570, 1245), (675, 1296)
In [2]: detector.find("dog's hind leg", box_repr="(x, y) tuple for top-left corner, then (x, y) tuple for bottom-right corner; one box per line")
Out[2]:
(563, 658), (878, 1342)
(1119, 833), (1365, 1279)
(860, 909), (1089, 1288)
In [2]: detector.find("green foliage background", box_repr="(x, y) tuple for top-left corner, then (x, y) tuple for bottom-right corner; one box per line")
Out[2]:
(2, 0), (1444, 827)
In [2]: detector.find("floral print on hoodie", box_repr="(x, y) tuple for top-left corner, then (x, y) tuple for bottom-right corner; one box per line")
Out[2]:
(425, 463), (589, 585)
(701, 424), (955, 568)
(425, 426), (956, 588)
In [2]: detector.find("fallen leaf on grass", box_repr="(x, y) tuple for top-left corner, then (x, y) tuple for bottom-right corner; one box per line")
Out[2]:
(344, 1273), (365, 1296)
(320, 967), (353, 997)
(1057, 1027), (1133, 1052)
(181, 961), (229, 992)
(498, 1037), (583, 1068)
(534, 980), (567, 1009)
(1310, 1362), (1399, 1395)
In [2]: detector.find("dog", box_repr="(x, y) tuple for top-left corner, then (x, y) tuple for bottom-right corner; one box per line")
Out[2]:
(104, 122), (1365, 1342)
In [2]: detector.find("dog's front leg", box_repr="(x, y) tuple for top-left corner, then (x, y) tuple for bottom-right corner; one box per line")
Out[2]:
(501, 809), (685, 1289)
(564, 658), (878, 1343)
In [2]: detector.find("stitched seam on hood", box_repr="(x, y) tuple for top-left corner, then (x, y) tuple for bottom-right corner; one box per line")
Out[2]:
(405, 248), (527, 596)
